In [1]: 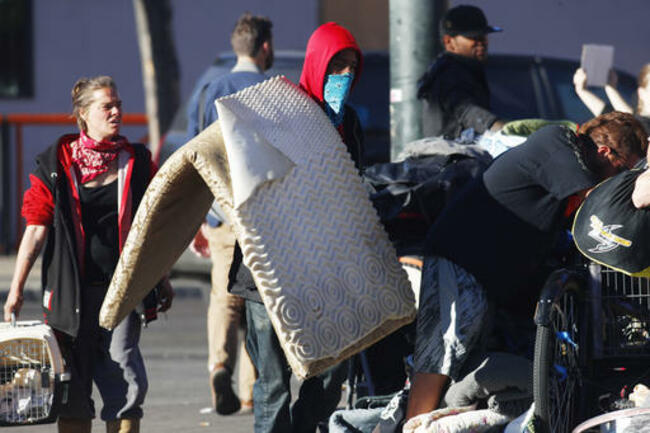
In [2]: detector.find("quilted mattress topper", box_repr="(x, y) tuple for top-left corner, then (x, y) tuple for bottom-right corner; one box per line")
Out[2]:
(100, 76), (416, 378)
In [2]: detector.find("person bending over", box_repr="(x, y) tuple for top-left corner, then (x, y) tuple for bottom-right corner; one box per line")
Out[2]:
(406, 112), (647, 420)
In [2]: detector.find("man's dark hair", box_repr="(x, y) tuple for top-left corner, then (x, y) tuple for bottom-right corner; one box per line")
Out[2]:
(580, 111), (648, 165)
(230, 13), (272, 57)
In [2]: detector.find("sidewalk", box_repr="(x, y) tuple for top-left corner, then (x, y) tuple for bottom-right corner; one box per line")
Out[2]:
(0, 254), (208, 300)
(0, 254), (41, 300)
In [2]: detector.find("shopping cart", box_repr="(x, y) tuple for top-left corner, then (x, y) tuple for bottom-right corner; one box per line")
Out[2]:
(0, 316), (69, 426)
(533, 262), (650, 433)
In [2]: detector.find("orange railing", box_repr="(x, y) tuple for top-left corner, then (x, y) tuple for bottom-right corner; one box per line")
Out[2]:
(0, 113), (147, 250)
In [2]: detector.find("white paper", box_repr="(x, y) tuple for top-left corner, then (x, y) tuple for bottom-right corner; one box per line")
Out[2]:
(581, 44), (615, 87)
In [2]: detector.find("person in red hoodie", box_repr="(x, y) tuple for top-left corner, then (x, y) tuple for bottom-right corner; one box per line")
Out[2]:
(298, 22), (365, 169)
(242, 22), (364, 433)
(3, 76), (173, 433)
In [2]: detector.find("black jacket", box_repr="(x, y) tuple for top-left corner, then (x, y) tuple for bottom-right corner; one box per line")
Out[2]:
(417, 52), (498, 139)
(34, 138), (155, 337)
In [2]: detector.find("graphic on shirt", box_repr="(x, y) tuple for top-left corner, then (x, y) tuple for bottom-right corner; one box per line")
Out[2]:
(588, 215), (632, 253)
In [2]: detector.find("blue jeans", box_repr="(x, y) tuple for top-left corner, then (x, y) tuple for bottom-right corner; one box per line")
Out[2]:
(245, 300), (349, 433)
(328, 407), (383, 433)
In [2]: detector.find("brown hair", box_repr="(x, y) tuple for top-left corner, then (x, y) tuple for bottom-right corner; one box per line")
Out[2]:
(637, 64), (650, 113)
(580, 111), (648, 168)
(230, 13), (272, 57)
(71, 76), (117, 132)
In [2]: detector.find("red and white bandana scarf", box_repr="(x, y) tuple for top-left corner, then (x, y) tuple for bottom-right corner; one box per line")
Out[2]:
(71, 130), (127, 183)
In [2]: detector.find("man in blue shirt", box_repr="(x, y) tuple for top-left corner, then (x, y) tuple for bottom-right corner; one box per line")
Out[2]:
(186, 12), (273, 415)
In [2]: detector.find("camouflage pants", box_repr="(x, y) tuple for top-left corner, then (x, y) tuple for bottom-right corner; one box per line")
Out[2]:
(413, 256), (488, 381)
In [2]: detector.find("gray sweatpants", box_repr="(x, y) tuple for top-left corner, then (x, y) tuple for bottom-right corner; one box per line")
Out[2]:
(57, 284), (147, 421)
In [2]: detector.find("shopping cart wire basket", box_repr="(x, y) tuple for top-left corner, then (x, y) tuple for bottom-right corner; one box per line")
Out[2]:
(588, 263), (650, 360)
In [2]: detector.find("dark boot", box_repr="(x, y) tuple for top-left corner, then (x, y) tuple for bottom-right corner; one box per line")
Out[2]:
(57, 417), (92, 433)
(210, 364), (241, 415)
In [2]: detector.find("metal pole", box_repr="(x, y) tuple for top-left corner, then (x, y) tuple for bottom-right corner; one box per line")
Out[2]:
(389, 0), (447, 161)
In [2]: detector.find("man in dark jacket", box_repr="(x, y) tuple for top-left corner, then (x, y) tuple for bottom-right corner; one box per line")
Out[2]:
(417, 5), (504, 139)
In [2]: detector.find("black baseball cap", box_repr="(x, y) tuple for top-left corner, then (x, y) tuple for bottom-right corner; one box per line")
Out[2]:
(440, 5), (503, 38)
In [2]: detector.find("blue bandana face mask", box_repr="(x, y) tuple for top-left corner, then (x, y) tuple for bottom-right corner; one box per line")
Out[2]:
(323, 72), (354, 127)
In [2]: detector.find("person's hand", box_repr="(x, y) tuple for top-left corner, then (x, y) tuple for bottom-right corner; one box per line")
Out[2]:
(157, 277), (174, 312)
(607, 69), (618, 88)
(189, 224), (210, 258)
(489, 119), (505, 132)
(573, 68), (588, 91)
(632, 168), (650, 209)
(4, 288), (24, 322)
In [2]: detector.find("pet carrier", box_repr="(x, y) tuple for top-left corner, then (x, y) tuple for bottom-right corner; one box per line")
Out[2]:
(0, 317), (69, 426)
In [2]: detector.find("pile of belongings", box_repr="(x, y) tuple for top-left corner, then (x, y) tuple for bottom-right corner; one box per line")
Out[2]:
(364, 119), (577, 256)
(363, 137), (492, 255)
(328, 352), (533, 433)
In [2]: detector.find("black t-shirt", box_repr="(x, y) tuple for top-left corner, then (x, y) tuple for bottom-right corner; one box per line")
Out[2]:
(484, 125), (597, 231)
(426, 125), (598, 307)
(79, 180), (119, 285)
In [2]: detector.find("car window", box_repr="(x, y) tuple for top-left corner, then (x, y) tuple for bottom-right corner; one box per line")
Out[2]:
(542, 60), (637, 124)
(486, 56), (541, 120)
(266, 55), (303, 83)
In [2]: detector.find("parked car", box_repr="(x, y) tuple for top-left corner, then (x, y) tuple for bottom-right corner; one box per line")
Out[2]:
(162, 51), (637, 278)
(159, 50), (390, 164)
(486, 54), (637, 124)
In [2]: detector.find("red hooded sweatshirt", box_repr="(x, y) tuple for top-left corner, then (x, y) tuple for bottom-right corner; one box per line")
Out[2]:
(299, 22), (364, 107)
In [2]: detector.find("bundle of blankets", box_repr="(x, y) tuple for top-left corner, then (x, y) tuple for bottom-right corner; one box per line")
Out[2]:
(329, 352), (533, 433)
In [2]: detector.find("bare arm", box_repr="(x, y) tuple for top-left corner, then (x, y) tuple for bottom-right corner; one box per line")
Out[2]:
(604, 69), (634, 114)
(3, 225), (49, 321)
(573, 68), (606, 116)
(632, 169), (650, 208)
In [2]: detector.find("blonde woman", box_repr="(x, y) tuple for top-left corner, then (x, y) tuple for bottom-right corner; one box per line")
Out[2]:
(3, 76), (173, 433)
(574, 64), (650, 133)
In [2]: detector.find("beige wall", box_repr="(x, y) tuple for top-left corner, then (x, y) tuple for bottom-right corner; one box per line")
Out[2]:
(320, 0), (388, 51)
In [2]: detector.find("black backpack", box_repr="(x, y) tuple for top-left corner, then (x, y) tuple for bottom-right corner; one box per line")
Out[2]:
(573, 161), (650, 277)
(364, 152), (491, 255)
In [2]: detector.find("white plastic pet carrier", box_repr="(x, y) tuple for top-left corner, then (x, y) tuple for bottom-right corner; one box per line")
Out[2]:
(0, 318), (69, 426)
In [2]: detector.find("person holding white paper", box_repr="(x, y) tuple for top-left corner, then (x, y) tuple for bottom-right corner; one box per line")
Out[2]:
(574, 64), (650, 134)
